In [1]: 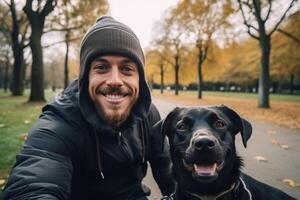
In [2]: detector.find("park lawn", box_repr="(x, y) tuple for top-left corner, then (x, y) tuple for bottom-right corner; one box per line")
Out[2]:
(0, 90), (57, 190)
(152, 90), (300, 130)
(176, 90), (300, 102)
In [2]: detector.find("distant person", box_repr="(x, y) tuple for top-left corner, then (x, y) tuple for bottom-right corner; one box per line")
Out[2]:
(3, 16), (175, 200)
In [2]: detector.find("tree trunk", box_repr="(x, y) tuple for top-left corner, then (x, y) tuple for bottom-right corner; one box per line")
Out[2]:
(64, 32), (70, 89)
(289, 73), (294, 94)
(24, 0), (57, 102)
(174, 55), (180, 95)
(197, 54), (204, 99)
(10, 49), (25, 95)
(4, 59), (10, 93)
(29, 22), (45, 102)
(258, 34), (270, 108)
(160, 64), (164, 94)
(9, 0), (25, 96)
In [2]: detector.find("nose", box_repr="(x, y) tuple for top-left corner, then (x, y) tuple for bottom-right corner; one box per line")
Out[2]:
(107, 66), (122, 87)
(192, 136), (216, 151)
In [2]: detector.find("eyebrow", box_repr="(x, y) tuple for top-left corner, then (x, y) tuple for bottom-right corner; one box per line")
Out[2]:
(92, 57), (136, 65)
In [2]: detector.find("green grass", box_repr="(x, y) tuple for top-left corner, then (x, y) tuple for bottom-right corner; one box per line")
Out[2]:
(0, 89), (57, 190)
(161, 90), (300, 102)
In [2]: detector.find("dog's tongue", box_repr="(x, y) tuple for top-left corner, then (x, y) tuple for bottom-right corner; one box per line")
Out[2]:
(194, 163), (217, 176)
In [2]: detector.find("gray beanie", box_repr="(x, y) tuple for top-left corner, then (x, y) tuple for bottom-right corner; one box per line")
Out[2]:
(80, 16), (145, 74)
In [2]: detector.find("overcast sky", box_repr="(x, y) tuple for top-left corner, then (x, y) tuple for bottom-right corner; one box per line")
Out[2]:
(107, 0), (180, 49)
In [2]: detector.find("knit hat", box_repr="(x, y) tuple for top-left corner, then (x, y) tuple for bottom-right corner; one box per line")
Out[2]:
(80, 16), (145, 74)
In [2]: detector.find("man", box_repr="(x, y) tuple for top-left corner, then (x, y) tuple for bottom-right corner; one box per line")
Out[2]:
(3, 16), (175, 200)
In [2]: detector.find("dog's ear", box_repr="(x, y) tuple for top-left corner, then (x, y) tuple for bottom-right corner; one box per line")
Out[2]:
(239, 118), (252, 148)
(218, 105), (252, 148)
(153, 107), (181, 151)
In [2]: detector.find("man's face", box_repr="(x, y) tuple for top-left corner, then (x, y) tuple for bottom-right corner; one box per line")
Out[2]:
(88, 55), (139, 128)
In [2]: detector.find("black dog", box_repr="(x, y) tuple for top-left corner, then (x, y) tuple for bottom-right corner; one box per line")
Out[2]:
(155, 105), (295, 200)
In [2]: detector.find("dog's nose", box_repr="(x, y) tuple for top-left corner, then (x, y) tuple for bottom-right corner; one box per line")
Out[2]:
(193, 137), (216, 150)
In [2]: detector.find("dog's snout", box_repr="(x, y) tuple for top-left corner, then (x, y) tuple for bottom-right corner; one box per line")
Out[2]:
(193, 137), (216, 150)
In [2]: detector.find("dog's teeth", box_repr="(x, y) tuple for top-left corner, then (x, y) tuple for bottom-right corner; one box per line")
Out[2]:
(194, 163), (217, 176)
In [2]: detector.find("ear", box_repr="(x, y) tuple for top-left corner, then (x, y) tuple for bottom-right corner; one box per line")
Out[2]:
(239, 118), (252, 148)
(217, 105), (252, 148)
(153, 107), (181, 151)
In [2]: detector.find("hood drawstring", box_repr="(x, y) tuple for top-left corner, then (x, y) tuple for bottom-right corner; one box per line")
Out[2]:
(118, 131), (122, 145)
(139, 122), (146, 163)
(95, 132), (105, 180)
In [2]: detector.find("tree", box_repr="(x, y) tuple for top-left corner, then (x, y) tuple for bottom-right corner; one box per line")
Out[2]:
(23, 0), (57, 102)
(171, 0), (233, 98)
(271, 11), (300, 94)
(146, 47), (170, 94)
(278, 10), (300, 44)
(0, 3), (12, 93)
(4, 0), (29, 96)
(163, 13), (186, 95)
(237, 0), (297, 108)
(49, 0), (109, 88)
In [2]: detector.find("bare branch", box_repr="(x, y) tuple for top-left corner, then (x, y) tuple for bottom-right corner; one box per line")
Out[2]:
(22, 42), (30, 49)
(42, 37), (80, 48)
(23, 0), (34, 16)
(3, 0), (10, 6)
(269, 0), (296, 36)
(278, 28), (300, 44)
(43, 26), (81, 34)
(41, 0), (57, 16)
(238, 0), (259, 40)
(263, 0), (272, 23)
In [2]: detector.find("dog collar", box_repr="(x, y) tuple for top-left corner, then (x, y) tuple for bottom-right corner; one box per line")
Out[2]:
(185, 180), (240, 200)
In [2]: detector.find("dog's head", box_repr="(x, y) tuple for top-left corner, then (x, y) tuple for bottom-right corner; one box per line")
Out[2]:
(154, 105), (252, 195)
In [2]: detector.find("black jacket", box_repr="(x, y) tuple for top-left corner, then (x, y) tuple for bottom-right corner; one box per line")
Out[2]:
(2, 81), (175, 200)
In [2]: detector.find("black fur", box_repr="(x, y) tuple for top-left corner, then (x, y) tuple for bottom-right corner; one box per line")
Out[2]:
(157, 105), (296, 200)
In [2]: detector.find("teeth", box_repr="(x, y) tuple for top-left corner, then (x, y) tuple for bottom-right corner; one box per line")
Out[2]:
(105, 94), (124, 99)
(193, 163), (217, 176)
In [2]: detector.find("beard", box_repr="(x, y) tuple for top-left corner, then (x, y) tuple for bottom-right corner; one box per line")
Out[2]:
(95, 86), (138, 128)
(102, 108), (130, 128)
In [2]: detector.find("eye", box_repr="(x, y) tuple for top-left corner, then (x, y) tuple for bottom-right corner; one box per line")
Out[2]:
(93, 64), (109, 73)
(176, 122), (188, 131)
(215, 120), (226, 129)
(120, 65), (136, 75)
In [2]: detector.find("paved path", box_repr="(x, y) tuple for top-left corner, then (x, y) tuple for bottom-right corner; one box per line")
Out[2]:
(143, 98), (300, 199)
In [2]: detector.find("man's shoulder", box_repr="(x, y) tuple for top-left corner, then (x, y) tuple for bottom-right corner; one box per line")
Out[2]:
(147, 103), (161, 124)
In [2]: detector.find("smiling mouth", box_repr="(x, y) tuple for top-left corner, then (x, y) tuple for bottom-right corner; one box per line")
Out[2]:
(183, 159), (224, 177)
(103, 93), (128, 103)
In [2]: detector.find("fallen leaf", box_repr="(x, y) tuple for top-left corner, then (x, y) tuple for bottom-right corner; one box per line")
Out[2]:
(0, 179), (5, 186)
(281, 145), (290, 150)
(0, 124), (5, 128)
(254, 156), (268, 162)
(19, 133), (28, 141)
(283, 178), (300, 188)
(271, 139), (280, 145)
(24, 120), (31, 124)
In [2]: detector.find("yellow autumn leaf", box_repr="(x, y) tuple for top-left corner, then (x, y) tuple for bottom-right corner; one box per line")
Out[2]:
(254, 156), (268, 162)
(0, 179), (5, 186)
(271, 139), (280, 145)
(283, 178), (300, 188)
(24, 120), (31, 124)
(19, 133), (28, 141)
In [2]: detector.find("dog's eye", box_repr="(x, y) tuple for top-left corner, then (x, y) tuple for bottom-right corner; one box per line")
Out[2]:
(176, 122), (188, 131)
(215, 120), (226, 129)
